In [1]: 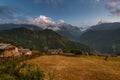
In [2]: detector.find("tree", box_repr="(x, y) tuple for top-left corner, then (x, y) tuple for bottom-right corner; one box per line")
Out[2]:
(70, 50), (83, 55)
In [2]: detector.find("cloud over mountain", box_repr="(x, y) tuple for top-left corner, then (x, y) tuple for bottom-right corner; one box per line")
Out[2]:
(111, 9), (120, 17)
(0, 7), (73, 31)
(96, 0), (120, 18)
(95, 0), (101, 3)
(33, 0), (63, 5)
(105, 0), (120, 18)
(106, 1), (118, 9)
(31, 15), (65, 30)
(98, 19), (108, 24)
(0, 6), (20, 19)
(0, 5), (31, 24)
(32, 15), (55, 26)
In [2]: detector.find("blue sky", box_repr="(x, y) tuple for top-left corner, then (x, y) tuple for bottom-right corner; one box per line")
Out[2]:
(0, 0), (120, 27)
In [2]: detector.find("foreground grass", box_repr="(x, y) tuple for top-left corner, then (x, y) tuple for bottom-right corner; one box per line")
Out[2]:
(27, 55), (120, 80)
(0, 57), (45, 80)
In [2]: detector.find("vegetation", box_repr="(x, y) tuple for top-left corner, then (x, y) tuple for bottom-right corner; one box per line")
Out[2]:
(70, 49), (83, 55)
(0, 28), (93, 53)
(0, 58), (45, 80)
(80, 29), (120, 54)
(80, 23), (120, 54)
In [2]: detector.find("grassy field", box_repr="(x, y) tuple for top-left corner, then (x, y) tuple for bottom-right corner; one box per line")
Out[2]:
(26, 55), (120, 80)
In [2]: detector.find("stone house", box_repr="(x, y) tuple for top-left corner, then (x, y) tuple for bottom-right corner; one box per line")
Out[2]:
(48, 49), (63, 55)
(18, 49), (32, 55)
(0, 44), (20, 57)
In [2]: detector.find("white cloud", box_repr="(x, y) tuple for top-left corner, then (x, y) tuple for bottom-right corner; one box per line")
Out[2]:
(31, 15), (54, 29)
(111, 9), (120, 17)
(57, 19), (65, 24)
(33, 0), (63, 5)
(96, 0), (101, 2)
(33, 15), (55, 25)
(106, 1), (119, 9)
(98, 19), (108, 24)
(104, 0), (120, 18)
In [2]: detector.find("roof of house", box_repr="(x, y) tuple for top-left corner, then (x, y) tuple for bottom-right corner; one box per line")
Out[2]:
(48, 49), (62, 51)
(0, 44), (11, 50)
(18, 49), (31, 54)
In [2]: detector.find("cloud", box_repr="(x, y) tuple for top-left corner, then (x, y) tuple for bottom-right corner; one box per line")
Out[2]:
(98, 19), (108, 24)
(33, 0), (64, 13)
(0, 6), (20, 19)
(0, 6), (65, 31)
(95, 0), (104, 3)
(31, 15), (65, 30)
(32, 15), (65, 26)
(0, 6), (33, 24)
(58, 19), (65, 24)
(0, 17), (32, 24)
(32, 15), (55, 28)
(95, 0), (101, 3)
(104, 0), (120, 18)
(33, 0), (63, 5)
(111, 9), (120, 17)
(106, 1), (119, 9)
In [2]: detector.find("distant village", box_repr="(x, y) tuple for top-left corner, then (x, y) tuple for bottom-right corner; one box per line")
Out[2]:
(0, 43), (118, 58)
(0, 43), (81, 58)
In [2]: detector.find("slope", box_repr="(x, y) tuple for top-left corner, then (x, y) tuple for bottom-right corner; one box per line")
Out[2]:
(80, 22), (120, 54)
(0, 28), (92, 52)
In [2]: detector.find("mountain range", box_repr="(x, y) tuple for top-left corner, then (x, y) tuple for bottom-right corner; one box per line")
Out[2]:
(0, 23), (82, 41)
(1, 22), (120, 54)
(31, 15), (82, 41)
(80, 22), (120, 54)
(0, 27), (92, 53)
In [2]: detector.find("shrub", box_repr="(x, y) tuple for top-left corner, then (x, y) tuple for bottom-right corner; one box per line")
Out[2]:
(20, 65), (45, 80)
(0, 59), (45, 80)
(0, 74), (15, 80)
(48, 71), (56, 80)
(70, 50), (83, 55)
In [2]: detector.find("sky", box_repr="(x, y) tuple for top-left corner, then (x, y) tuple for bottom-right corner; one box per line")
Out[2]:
(0, 0), (120, 27)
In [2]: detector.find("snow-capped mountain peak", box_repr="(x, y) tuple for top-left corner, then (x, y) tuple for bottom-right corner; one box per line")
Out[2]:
(32, 15), (67, 31)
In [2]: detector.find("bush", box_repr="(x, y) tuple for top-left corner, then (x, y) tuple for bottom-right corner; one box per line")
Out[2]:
(0, 59), (45, 80)
(70, 50), (83, 55)
(0, 74), (15, 80)
(48, 70), (56, 80)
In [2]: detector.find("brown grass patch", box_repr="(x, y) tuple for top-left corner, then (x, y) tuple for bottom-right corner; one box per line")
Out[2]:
(26, 55), (120, 80)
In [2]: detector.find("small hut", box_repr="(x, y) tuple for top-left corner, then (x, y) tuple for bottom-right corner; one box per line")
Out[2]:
(48, 49), (63, 55)
(18, 49), (32, 55)
(0, 43), (20, 57)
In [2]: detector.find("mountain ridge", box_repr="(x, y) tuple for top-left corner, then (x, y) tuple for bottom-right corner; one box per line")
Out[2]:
(80, 22), (120, 54)
(0, 27), (93, 53)
(0, 23), (82, 41)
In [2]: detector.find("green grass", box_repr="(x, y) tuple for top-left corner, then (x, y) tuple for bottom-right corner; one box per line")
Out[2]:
(0, 56), (45, 80)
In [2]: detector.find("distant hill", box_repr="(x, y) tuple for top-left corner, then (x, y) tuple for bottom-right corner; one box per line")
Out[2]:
(0, 27), (92, 52)
(56, 24), (82, 41)
(88, 22), (120, 30)
(0, 24), (82, 41)
(0, 24), (42, 31)
(80, 22), (120, 54)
